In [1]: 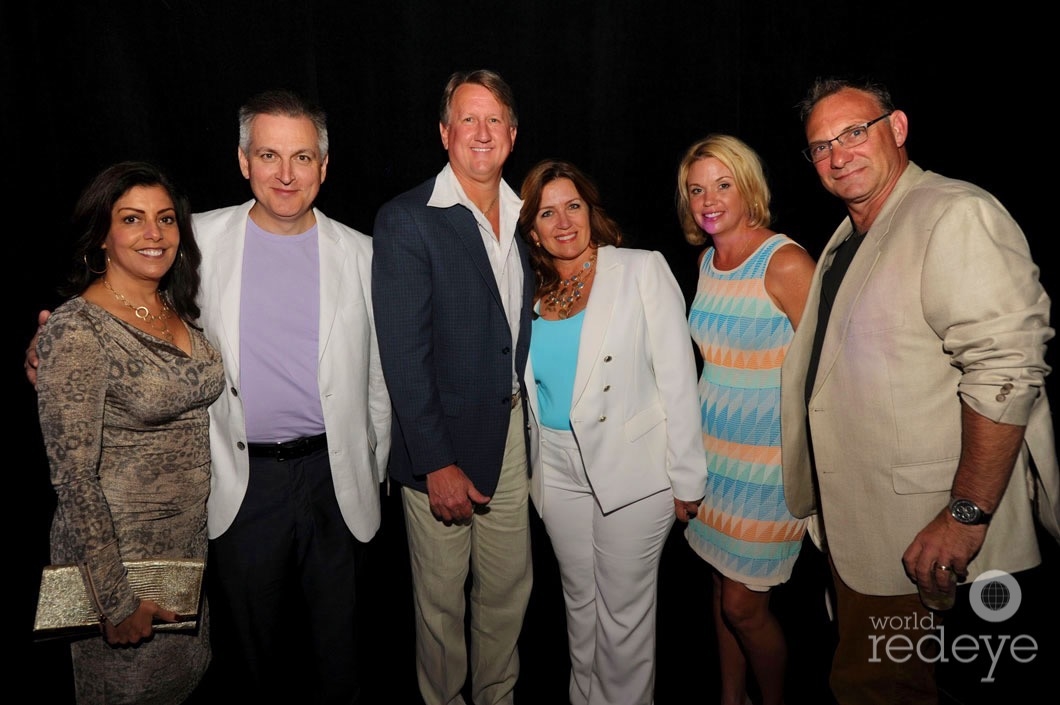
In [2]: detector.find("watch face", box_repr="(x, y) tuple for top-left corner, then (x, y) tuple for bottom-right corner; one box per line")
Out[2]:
(951, 499), (982, 524)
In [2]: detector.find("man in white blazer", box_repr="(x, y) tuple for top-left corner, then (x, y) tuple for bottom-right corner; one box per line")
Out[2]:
(195, 90), (390, 704)
(781, 77), (1058, 705)
(24, 90), (391, 701)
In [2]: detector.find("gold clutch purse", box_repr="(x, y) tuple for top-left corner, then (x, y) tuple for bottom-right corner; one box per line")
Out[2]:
(32, 558), (205, 641)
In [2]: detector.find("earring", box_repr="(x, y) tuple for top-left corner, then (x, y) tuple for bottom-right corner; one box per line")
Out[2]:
(83, 252), (107, 275)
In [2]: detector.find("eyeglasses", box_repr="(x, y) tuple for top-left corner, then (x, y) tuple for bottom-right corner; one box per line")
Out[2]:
(802, 112), (892, 163)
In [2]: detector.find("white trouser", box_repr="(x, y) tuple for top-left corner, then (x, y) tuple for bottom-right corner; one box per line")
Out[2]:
(539, 426), (674, 705)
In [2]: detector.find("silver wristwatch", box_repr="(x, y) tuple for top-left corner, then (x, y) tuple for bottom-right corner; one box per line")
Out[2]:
(949, 497), (992, 525)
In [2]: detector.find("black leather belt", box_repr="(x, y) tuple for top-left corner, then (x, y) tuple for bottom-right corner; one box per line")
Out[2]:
(247, 433), (327, 462)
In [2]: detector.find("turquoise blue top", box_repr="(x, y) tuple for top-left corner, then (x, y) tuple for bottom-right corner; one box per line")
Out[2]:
(530, 310), (584, 430)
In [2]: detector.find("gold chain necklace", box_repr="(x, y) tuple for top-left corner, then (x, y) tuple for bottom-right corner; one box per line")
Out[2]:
(103, 278), (174, 343)
(736, 233), (756, 262)
(545, 250), (597, 319)
(716, 233), (756, 270)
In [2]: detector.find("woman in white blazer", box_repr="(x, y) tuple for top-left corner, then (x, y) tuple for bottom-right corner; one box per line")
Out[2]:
(518, 160), (707, 705)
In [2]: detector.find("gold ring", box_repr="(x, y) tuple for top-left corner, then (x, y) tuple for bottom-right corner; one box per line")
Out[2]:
(933, 562), (952, 572)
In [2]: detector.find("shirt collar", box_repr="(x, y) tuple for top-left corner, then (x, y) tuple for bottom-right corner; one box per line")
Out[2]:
(428, 163), (519, 213)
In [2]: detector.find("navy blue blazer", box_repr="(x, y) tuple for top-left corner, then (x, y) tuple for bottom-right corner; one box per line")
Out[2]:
(372, 177), (533, 496)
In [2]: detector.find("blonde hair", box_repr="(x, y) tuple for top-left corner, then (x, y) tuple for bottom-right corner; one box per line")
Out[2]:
(675, 134), (771, 246)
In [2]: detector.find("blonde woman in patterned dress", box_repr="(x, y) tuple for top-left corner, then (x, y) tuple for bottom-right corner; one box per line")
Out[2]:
(676, 136), (815, 705)
(35, 162), (223, 704)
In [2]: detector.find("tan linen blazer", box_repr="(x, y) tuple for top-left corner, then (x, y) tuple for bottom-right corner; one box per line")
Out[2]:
(781, 163), (1059, 595)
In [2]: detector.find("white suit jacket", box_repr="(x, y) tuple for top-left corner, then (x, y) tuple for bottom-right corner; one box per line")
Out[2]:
(194, 201), (391, 541)
(524, 246), (707, 516)
(781, 163), (1059, 595)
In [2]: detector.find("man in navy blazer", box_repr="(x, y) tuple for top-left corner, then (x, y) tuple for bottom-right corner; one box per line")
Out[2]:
(372, 69), (534, 705)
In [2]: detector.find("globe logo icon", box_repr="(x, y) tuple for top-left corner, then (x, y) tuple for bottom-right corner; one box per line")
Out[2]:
(979, 580), (1011, 612)
(970, 570), (1021, 623)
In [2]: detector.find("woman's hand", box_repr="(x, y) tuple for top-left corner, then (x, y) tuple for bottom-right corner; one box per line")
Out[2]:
(102, 599), (178, 645)
(674, 497), (702, 523)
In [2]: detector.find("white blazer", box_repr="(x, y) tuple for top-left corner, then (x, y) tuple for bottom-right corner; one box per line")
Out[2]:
(524, 245), (706, 516)
(194, 201), (391, 541)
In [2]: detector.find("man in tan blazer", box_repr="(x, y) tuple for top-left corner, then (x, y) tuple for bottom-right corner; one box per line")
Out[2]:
(781, 77), (1058, 705)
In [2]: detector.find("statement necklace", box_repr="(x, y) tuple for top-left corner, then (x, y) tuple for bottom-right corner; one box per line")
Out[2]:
(103, 278), (174, 343)
(545, 251), (597, 319)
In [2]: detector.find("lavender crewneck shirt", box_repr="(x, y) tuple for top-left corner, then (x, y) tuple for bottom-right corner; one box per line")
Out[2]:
(239, 218), (325, 443)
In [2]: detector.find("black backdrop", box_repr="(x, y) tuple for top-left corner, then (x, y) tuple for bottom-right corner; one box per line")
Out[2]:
(9, 2), (1057, 703)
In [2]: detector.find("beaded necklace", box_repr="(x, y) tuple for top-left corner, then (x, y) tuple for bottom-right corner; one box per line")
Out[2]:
(545, 250), (597, 319)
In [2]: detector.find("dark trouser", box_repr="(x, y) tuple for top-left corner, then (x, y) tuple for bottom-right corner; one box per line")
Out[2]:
(829, 558), (939, 705)
(209, 448), (365, 705)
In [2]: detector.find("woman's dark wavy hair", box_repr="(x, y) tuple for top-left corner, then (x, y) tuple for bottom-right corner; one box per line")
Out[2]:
(63, 161), (202, 321)
(518, 159), (623, 303)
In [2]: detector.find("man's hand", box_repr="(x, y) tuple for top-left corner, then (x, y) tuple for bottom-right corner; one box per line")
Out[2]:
(24, 310), (50, 388)
(902, 506), (987, 591)
(425, 464), (491, 524)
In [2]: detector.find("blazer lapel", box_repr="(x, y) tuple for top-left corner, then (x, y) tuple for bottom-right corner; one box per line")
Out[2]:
(443, 206), (503, 307)
(813, 225), (881, 397)
(811, 164), (924, 400)
(572, 246), (619, 408)
(211, 203), (252, 377)
(516, 232), (534, 377)
(316, 209), (344, 363)
(785, 243), (828, 404)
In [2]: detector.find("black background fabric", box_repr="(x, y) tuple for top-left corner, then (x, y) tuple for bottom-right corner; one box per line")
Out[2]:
(9, 3), (1056, 703)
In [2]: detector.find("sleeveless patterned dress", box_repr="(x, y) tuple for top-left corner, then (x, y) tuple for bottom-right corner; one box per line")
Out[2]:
(685, 233), (807, 588)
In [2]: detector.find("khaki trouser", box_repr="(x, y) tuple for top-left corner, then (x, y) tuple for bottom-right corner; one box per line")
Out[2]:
(402, 404), (533, 705)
